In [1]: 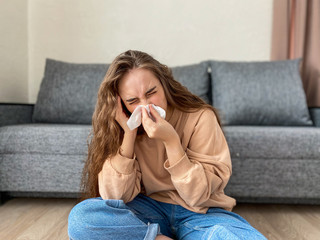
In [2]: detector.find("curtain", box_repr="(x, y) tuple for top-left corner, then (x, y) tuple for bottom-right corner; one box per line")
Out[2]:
(271, 0), (320, 107)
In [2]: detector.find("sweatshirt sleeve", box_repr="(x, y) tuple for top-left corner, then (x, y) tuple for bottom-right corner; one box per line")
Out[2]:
(164, 109), (232, 208)
(98, 150), (141, 203)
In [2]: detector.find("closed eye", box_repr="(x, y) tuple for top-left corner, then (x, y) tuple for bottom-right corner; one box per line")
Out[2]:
(147, 91), (157, 96)
(128, 100), (138, 105)
(126, 86), (157, 105)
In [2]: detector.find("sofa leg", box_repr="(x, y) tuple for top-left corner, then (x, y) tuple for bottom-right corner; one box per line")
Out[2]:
(0, 192), (11, 205)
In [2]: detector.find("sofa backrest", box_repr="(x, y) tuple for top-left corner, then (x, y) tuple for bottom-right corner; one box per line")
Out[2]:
(32, 59), (212, 124)
(207, 59), (313, 126)
(31, 58), (314, 127)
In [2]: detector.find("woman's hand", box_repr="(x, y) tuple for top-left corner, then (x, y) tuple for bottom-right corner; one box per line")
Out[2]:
(115, 96), (137, 159)
(141, 105), (178, 144)
(142, 105), (185, 163)
(115, 96), (137, 135)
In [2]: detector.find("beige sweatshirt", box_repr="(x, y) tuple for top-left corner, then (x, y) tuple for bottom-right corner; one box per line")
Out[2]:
(98, 108), (236, 213)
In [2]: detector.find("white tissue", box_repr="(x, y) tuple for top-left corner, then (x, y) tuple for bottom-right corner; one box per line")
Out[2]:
(126, 104), (166, 130)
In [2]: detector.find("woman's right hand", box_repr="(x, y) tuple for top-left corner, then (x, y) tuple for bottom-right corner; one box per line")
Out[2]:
(115, 95), (137, 135)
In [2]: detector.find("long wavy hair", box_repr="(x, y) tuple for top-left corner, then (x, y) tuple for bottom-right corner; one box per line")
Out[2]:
(80, 50), (222, 201)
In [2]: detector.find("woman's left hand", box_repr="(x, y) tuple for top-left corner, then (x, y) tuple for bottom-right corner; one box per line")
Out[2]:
(141, 105), (178, 144)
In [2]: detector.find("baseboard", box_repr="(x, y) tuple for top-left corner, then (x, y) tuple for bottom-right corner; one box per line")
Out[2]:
(0, 192), (13, 205)
(235, 196), (320, 205)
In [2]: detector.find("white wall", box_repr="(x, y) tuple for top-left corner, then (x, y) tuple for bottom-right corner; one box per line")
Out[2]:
(1, 0), (273, 104)
(0, 0), (28, 103)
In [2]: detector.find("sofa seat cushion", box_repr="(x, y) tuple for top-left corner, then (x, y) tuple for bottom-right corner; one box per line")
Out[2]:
(0, 124), (91, 155)
(223, 126), (320, 200)
(0, 124), (91, 193)
(2, 124), (319, 165)
(223, 126), (320, 159)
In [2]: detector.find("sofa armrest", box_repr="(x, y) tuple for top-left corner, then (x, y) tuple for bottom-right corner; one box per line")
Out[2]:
(0, 103), (34, 127)
(309, 107), (320, 127)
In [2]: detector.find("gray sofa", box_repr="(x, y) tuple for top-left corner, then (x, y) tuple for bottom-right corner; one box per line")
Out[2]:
(1, 58), (320, 205)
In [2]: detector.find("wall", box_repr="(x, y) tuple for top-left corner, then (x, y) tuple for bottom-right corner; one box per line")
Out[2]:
(0, 0), (28, 103)
(0, 0), (273, 104)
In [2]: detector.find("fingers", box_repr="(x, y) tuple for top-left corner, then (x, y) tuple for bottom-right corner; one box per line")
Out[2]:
(115, 95), (128, 124)
(141, 107), (156, 138)
(149, 104), (161, 120)
(143, 105), (160, 123)
(141, 107), (153, 125)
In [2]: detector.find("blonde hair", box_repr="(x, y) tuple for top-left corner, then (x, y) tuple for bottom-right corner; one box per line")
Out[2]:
(80, 50), (222, 200)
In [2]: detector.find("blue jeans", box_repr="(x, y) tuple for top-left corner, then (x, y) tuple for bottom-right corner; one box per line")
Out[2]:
(68, 193), (267, 240)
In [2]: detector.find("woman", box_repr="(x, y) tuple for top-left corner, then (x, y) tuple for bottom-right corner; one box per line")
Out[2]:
(68, 50), (266, 240)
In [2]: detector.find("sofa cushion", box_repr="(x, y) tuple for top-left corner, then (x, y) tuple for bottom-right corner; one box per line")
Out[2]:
(223, 125), (320, 199)
(209, 59), (313, 126)
(0, 124), (91, 192)
(32, 59), (109, 124)
(0, 153), (84, 193)
(0, 124), (90, 155)
(223, 126), (320, 160)
(171, 61), (210, 104)
(3, 124), (318, 161)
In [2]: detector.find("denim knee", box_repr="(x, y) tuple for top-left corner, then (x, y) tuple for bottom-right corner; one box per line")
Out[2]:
(68, 197), (160, 240)
(68, 198), (133, 236)
(68, 198), (102, 239)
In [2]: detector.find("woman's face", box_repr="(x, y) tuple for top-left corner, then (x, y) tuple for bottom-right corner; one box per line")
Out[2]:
(118, 68), (168, 114)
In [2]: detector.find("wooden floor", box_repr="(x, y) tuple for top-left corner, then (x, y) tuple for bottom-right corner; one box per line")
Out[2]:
(1, 198), (320, 240)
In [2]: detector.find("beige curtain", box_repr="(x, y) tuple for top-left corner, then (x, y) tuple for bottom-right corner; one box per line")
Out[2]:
(271, 0), (320, 107)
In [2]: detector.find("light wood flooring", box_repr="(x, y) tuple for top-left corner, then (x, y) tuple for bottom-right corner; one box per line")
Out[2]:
(0, 197), (320, 240)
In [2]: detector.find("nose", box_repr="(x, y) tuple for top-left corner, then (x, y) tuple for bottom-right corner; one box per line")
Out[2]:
(140, 99), (151, 106)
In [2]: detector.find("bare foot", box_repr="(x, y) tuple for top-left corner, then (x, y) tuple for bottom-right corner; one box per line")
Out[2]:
(155, 235), (173, 240)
